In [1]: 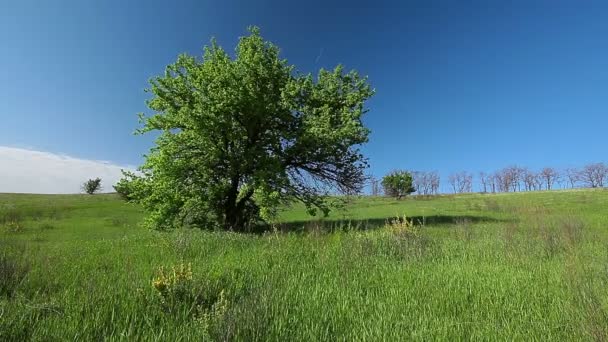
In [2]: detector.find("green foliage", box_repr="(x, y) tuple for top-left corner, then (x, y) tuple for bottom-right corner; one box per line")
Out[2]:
(124, 26), (374, 231)
(113, 175), (134, 200)
(82, 177), (102, 195)
(381, 170), (415, 199)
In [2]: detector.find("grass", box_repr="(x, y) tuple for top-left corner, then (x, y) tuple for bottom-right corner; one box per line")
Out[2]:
(1, 189), (608, 340)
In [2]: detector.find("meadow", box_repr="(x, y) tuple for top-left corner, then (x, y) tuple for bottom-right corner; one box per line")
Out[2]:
(1, 189), (608, 340)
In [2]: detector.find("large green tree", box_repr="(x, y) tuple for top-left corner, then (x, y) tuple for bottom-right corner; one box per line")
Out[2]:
(122, 27), (374, 231)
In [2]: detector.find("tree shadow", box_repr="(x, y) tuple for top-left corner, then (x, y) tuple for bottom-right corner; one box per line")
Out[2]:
(259, 215), (512, 234)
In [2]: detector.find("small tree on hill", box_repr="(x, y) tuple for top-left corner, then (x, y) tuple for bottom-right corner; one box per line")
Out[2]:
(82, 178), (102, 195)
(381, 170), (415, 199)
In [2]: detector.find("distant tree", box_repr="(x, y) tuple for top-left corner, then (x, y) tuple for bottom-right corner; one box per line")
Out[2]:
(412, 171), (436, 195)
(580, 163), (607, 188)
(429, 171), (440, 195)
(540, 167), (560, 190)
(121, 27), (374, 231)
(564, 168), (580, 189)
(533, 172), (543, 191)
(522, 168), (539, 191)
(82, 178), (102, 195)
(495, 166), (523, 192)
(479, 172), (488, 193)
(488, 173), (497, 193)
(381, 170), (415, 199)
(370, 176), (381, 196)
(448, 171), (473, 193)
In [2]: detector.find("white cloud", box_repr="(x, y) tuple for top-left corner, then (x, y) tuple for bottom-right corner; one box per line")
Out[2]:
(0, 146), (137, 194)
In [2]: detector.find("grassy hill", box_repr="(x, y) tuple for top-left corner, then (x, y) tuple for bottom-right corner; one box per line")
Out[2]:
(2, 190), (608, 340)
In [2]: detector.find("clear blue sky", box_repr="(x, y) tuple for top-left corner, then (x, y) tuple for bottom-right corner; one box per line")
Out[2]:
(1, 0), (607, 192)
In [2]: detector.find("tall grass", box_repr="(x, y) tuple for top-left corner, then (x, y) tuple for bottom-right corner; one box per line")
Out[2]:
(1, 190), (608, 340)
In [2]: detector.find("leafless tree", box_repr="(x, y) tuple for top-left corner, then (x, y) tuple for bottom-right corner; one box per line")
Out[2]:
(449, 171), (473, 193)
(540, 167), (560, 190)
(522, 169), (539, 191)
(479, 172), (489, 193)
(488, 173), (497, 193)
(429, 171), (440, 195)
(495, 167), (521, 192)
(533, 173), (543, 191)
(579, 163), (607, 188)
(370, 176), (381, 196)
(494, 171), (506, 192)
(564, 168), (580, 189)
(412, 171), (441, 195)
(412, 171), (427, 195)
(511, 166), (526, 191)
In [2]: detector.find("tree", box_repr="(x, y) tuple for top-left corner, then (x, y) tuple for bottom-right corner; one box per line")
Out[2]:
(122, 27), (374, 231)
(429, 171), (440, 195)
(564, 168), (580, 189)
(479, 172), (488, 193)
(540, 167), (560, 190)
(580, 163), (607, 188)
(82, 178), (102, 195)
(495, 166), (522, 192)
(448, 171), (473, 193)
(521, 168), (539, 191)
(413, 171), (440, 195)
(488, 173), (497, 193)
(381, 170), (415, 199)
(370, 176), (381, 196)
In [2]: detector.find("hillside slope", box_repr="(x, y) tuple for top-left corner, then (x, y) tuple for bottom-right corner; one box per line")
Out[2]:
(1, 190), (608, 340)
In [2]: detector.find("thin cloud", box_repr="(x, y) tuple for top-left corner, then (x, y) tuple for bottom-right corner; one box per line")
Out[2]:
(0, 146), (137, 194)
(315, 47), (324, 63)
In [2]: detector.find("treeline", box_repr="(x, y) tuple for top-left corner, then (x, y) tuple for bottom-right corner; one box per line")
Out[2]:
(370, 162), (608, 196)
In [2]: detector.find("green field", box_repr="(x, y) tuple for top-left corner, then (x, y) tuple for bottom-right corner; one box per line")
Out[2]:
(2, 190), (608, 340)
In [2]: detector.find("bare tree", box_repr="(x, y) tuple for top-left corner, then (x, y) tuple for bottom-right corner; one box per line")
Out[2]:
(429, 171), (440, 195)
(370, 176), (381, 196)
(564, 168), (580, 189)
(495, 167), (521, 192)
(449, 171), (473, 193)
(511, 166), (526, 191)
(522, 169), (539, 191)
(533, 173), (543, 191)
(540, 167), (560, 190)
(479, 172), (488, 193)
(412, 171), (427, 195)
(412, 171), (441, 195)
(580, 163), (607, 188)
(488, 173), (497, 193)
(494, 170), (506, 192)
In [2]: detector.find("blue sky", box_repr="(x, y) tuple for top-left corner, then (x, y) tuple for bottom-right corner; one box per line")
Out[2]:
(1, 0), (607, 193)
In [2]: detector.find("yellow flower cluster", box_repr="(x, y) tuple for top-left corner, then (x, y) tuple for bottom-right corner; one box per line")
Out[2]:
(3, 220), (24, 233)
(152, 263), (193, 296)
(387, 214), (419, 237)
